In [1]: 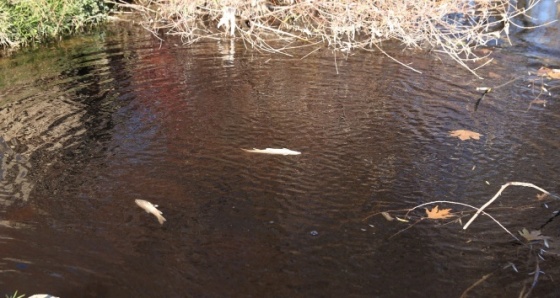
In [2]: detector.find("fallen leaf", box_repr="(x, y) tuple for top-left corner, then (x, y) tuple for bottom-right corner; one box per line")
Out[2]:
(548, 71), (560, 79)
(518, 228), (550, 242)
(530, 99), (547, 106)
(536, 67), (560, 79)
(536, 67), (551, 76)
(449, 130), (482, 141)
(425, 205), (453, 219)
(487, 72), (501, 79)
(536, 193), (549, 201)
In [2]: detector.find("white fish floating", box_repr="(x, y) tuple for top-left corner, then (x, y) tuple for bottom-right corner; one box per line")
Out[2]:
(28, 295), (60, 298)
(135, 199), (166, 225)
(242, 148), (301, 155)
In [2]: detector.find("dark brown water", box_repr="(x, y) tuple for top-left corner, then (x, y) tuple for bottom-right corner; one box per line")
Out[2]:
(1, 20), (560, 297)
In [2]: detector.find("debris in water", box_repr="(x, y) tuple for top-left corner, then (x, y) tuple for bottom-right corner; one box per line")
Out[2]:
(381, 212), (394, 221)
(135, 199), (166, 225)
(518, 228), (550, 242)
(503, 262), (518, 273)
(425, 205), (454, 219)
(395, 216), (409, 223)
(310, 230), (319, 236)
(242, 148), (301, 155)
(449, 129), (482, 141)
(537, 67), (560, 79)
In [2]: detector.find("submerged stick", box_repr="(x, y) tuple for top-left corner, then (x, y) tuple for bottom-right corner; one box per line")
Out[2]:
(460, 273), (493, 298)
(474, 88), (491, 111)
(405, 200), (518, 241)
(463, 182), (555, 230)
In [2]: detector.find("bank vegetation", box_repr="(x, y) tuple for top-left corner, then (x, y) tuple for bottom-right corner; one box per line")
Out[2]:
(124, 0), (543, 75)
(0, 0), (110, 51)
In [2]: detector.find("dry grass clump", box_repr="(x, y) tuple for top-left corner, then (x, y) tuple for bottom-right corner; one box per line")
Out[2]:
(126, 0), (542, 75)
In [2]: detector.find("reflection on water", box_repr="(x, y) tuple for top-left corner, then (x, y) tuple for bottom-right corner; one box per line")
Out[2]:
(526, 0), (558, 25)
(1, 22), (560, 297)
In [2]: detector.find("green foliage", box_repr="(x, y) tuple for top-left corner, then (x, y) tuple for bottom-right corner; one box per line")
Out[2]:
(0, 0), (111, 49)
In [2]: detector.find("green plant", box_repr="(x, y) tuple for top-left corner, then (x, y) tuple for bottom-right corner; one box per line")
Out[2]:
(0, 0), (111, 50)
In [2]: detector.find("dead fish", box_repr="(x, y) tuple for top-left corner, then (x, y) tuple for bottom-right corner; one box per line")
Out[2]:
(242, 148), (301, 155)
(135, 199), (166, 225)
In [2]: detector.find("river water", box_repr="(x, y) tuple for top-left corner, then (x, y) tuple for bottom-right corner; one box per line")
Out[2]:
(1, 13), (560, 298)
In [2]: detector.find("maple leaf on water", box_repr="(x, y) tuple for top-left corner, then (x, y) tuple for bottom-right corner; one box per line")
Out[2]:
(425, 205), (453, 219)
(518, 228), (551, 242)
(449, 130), (482, 141)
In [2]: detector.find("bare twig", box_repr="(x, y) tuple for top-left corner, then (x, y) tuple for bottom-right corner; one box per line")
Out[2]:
(406, 200), (519, 241)
(121, 0), (547, 75)
(463, 182), (556, 230)
(460, 273), (493, 298)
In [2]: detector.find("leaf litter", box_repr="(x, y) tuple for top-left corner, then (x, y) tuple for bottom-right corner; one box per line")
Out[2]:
(425, 205), (454, 219)
(449, 130), (482, 141)
(518, 228), (551, 242)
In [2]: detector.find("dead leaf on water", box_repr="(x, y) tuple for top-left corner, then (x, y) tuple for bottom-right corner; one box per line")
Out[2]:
(536, 67), (550, 76)
(529, 99), (547, 107)
(536, 67), (560, 79)
(449, 130), (482, 141)
(536, 193), (549, 201)
(487, 72), (501, 79)
(518, 228), (551, 242)
(425, 205), (454, 219)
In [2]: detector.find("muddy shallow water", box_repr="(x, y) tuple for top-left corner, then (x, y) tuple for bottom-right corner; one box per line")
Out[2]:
(1, 20), (560, 297)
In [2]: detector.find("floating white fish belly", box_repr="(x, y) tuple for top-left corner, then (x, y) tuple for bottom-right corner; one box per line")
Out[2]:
(242, 148), (301, 155)
(135, 199), (166, 225)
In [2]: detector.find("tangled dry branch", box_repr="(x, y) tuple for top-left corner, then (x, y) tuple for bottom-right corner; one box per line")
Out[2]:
(126, 0), (542, 75)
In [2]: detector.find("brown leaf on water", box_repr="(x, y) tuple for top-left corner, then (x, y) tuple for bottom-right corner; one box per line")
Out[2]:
(425, 205), (453, 219)
(449, 130), (482, 141)
(518, 228), (550, 242)
(487, 71), (501, 79)
(536, 67), (551, 76)
(531, 99), (547, 106)
(550, 71), (560, 79)
(536, 67), (560, 79)
(536, 193), (549, 201)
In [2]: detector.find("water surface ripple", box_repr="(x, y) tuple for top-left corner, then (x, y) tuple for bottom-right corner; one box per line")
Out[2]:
(1, 25), (560, 297)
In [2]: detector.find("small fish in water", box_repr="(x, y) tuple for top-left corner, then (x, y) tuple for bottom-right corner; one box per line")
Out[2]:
(135, 199), (166, 225)
(242, 148), (301, 155)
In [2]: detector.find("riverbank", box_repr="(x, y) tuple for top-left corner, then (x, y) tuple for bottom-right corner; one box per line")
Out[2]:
(0, 0), (548, 74)
(0, 0), (110, 52)
(124, 0), (532, 75)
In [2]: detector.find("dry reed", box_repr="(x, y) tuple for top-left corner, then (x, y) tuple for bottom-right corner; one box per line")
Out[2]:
(124, 0), (543, 75)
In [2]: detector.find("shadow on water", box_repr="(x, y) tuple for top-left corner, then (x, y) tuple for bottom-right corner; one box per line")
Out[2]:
(1, 18), (560, 297)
